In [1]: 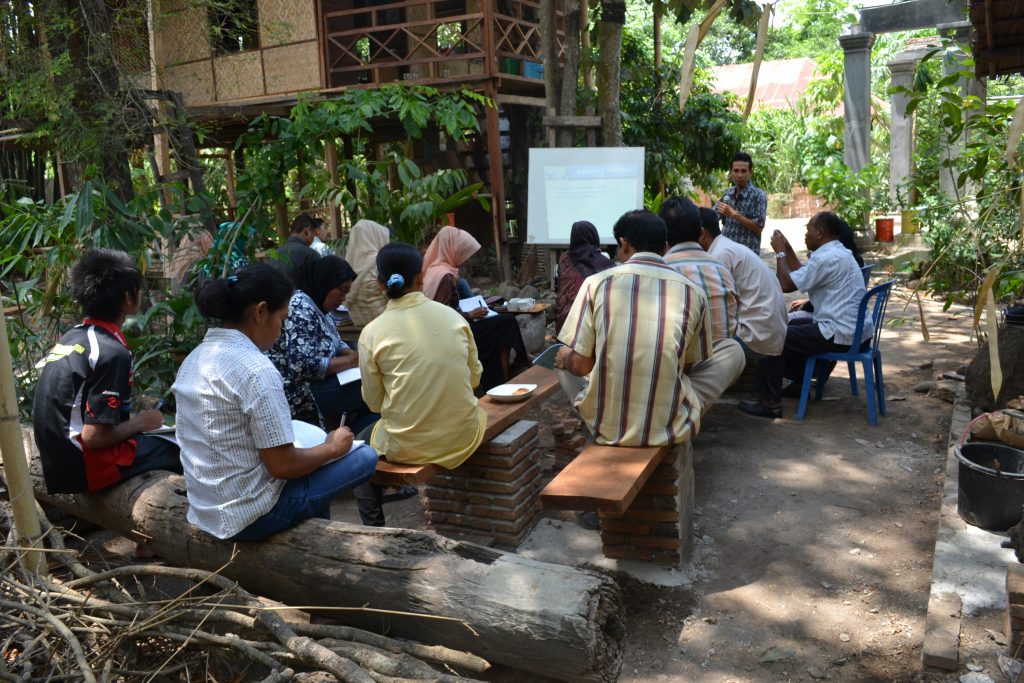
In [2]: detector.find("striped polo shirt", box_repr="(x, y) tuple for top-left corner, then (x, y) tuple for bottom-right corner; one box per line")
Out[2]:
(558, 252), (712, 447)
(664, 242), (739, 342)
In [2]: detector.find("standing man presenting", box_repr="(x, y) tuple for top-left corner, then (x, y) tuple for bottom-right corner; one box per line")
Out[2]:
(715, 152), (767, 254)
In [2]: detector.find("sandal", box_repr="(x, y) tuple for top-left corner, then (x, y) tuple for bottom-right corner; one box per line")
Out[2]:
(382, 485), (418, 503)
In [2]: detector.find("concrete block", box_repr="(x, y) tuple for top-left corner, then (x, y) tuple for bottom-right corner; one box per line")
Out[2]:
(475, 420), (538, 455)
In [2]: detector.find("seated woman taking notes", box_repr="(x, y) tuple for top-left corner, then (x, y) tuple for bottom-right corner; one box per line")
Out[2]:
(354, 243), (487, 525)
(172, 264), (379, 541)
(422, 226), (530, 391)
(267, 255), (376, 432)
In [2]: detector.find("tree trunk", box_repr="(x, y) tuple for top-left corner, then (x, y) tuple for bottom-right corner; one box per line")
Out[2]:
(540, 0), (560, 117)
(557, 0), (582, 148)
(69, 0), (135, 202)
(25, 437), (625, 682)
(596, 0), (624, 147)
(581, 0), (595, 92)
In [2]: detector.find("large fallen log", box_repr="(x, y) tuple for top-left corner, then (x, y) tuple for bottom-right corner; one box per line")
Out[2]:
(22, 428), (624, 682)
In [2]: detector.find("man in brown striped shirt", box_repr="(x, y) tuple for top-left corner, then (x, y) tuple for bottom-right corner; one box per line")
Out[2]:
(555, 210), (745, 447)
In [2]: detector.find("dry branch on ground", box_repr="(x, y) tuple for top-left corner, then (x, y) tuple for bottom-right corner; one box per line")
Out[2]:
(0, 510), (489, 682)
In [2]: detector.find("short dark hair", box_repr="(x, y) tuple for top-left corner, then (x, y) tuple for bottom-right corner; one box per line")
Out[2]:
(377, 242), (423, 299)
(291, 214), (317, 235)
(731, 152), (753, 168)
(612, 210), (667, 254)
(809, 211), (864, 266)
(194, 263), (294, 323)
(71, 249), (142, 321)
(659, 196), (702, 246)
(699, 207), (721, 237)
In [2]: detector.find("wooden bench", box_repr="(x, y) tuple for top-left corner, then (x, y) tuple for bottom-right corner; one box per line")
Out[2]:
(540, 441), (695, 565)
(371, 364), (559, 486)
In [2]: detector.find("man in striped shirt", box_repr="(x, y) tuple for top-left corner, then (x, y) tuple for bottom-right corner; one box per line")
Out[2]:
(660, 197), (739, 341)
(555, 210), (745, 447)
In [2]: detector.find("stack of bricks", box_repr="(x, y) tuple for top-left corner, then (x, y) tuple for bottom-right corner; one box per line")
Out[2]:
(1006, 563), (1024, 657)
(550, 418), (586, 469)
(424, 420), (543, 548)
(597, 442), (695, 565)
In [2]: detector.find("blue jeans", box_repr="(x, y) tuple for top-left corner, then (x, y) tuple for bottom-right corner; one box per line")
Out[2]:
(457, 277), (473, 299)
(232, 443), (379, 541)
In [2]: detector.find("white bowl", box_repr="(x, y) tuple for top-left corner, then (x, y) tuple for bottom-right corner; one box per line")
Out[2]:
(486, 383), (538, 403)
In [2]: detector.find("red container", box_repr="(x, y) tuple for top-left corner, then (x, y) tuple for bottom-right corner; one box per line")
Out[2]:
(874, 217), (894, 242)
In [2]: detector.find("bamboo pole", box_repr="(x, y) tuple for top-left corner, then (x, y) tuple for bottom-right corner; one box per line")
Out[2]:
(0, 307), (45, 574)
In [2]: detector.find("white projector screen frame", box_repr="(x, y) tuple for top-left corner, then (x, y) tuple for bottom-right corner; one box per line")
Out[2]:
(526, 147), (645, 245)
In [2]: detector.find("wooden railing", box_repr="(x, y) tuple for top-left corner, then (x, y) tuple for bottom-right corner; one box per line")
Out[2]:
(320, 0), (560, 89)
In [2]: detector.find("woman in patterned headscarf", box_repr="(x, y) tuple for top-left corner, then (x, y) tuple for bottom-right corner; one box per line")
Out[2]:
(343, 219), (391, 326)
(422, 226), (530, 391)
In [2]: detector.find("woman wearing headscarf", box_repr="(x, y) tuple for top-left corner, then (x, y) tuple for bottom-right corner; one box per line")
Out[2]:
(266, 255), (377, 433)
(344, 219), (391, 326)
(555, 221), (614, 333)
(422, 226), (530, 392)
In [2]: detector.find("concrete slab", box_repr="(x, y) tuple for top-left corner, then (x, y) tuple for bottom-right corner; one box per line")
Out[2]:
(517, 517), (703, 587)
(929, 393), (1016, 617)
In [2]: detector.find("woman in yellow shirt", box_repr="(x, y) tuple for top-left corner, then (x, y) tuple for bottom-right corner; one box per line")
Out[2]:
(355, 242), (487, 525)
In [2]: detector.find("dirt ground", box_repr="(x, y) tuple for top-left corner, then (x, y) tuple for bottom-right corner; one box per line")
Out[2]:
(615, 285), (982, 683)
(75, 281), (1006, 683)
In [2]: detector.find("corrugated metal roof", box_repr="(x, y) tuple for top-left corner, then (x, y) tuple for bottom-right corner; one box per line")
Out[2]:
(712, 57), (818, 111)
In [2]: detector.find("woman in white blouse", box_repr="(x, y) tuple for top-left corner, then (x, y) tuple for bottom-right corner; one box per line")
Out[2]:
(172, 263), (378, 540)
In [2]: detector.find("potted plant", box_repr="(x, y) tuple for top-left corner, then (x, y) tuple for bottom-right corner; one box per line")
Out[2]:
(872, 190), (896, 243)
(896, 186), (919, 235)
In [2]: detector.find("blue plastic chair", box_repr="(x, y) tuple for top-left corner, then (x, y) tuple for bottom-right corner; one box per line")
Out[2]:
(860, 263), (874, 286)
(796, 280), (895, 425)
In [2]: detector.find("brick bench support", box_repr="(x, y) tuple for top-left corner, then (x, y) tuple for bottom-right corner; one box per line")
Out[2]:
(540, 441), (695, 565)
(424, 420), (544, 547)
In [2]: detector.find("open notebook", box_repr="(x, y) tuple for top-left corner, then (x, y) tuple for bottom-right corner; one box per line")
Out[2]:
(291, 420), (364, 460)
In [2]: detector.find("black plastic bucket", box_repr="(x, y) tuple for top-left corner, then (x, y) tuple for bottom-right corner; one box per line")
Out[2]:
(956, 442), (1024, 531)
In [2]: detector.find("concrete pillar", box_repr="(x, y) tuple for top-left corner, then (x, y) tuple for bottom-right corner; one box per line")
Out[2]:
(840, 29), (875, 239)
(888, 53), (919, 207)
(840, 30), (876, 173)
(938, 22), (987, 199)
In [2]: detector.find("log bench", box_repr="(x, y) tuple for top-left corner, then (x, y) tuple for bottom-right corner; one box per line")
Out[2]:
(371, 364), (560, 546)
(540, 441), (695, 565)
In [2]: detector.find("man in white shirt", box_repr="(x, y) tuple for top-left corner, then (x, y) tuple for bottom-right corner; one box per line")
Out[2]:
(310, 218), (333, 256)
(696, 208), (788, 409)
(738, 211), (870, 419)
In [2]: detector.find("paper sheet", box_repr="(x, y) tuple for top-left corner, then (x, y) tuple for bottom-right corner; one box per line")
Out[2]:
(292, 420), (364, 458)
(458, 295), (497, 318)
(335, 367), (361, 386)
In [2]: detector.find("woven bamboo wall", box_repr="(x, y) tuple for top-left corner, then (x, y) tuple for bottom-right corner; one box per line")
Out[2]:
(163, 61), (216, 104)
(158, 6), (211, 66)
(258, 0), (317, 46)
(214, 51), (265, 100)
(264, 42), (320, 94)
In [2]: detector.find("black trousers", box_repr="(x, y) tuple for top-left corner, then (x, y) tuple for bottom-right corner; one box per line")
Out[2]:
(755, 319), (851, 403)
(353, 423), (386, 526)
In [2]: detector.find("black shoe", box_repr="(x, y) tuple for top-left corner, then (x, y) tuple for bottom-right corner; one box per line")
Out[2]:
(577, 511), (601, 531)
(738, 399), (783, 419)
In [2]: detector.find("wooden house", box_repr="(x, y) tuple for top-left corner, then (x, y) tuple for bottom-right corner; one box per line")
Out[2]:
(151, 0), (561, 275)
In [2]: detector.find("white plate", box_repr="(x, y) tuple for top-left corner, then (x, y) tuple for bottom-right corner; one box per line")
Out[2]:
(486, 383), (538, 403)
